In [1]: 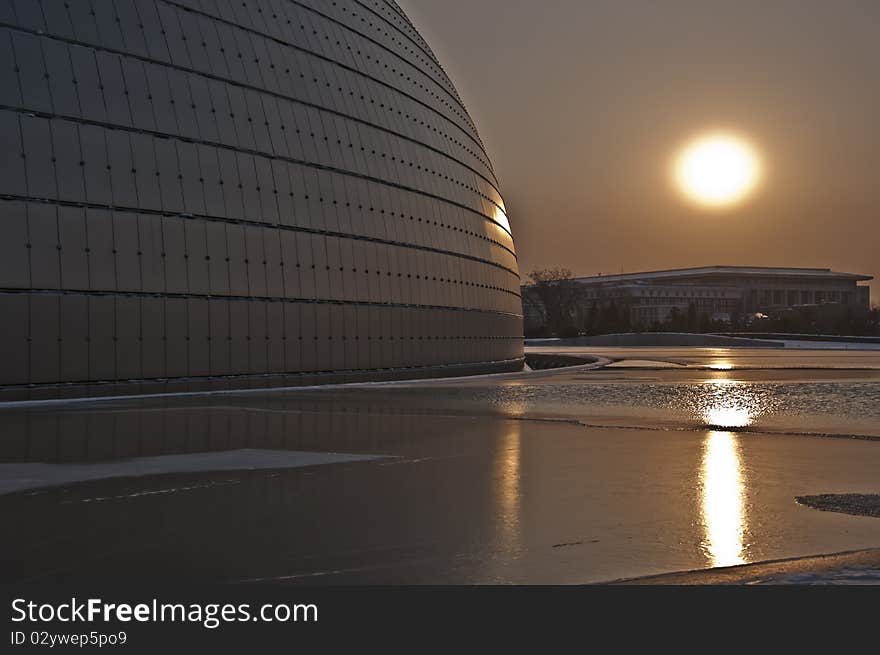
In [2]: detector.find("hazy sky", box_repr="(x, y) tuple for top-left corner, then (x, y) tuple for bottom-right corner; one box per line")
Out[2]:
(402, 0), (879, 300)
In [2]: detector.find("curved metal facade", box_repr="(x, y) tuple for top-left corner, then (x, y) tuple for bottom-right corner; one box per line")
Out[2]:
(0, 0), (522, 395)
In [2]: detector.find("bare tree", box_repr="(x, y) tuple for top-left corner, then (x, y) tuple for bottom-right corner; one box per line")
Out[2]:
(526, 268), (582, 336)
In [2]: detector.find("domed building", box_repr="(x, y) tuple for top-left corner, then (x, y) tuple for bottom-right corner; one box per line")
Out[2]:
(0, 0), (522, 397)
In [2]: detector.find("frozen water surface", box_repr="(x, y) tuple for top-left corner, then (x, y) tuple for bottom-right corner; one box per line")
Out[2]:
(2, 347), (880, 583)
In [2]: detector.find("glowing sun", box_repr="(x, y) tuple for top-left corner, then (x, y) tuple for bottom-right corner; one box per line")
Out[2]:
(673, 132), (762, 208)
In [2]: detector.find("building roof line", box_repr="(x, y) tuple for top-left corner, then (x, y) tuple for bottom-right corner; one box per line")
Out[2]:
(571, 265), (873, 283)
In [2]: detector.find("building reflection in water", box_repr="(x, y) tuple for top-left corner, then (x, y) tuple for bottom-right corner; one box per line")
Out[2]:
(700, 430), (748, 567)
(491, 420), (523, 570)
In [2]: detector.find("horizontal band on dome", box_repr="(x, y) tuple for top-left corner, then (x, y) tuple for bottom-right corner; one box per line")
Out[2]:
(0, 287), (524, 319)
(0, 193), (520, 281)
(0, 91), (509, 236)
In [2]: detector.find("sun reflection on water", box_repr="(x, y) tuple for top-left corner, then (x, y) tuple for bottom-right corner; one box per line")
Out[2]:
(695, 379), (773, 428)
(700, 431), (748, 567)
(703, 405), (752, 428)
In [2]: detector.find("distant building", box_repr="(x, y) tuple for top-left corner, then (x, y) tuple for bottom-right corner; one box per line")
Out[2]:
(523, 266), (873, 333)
